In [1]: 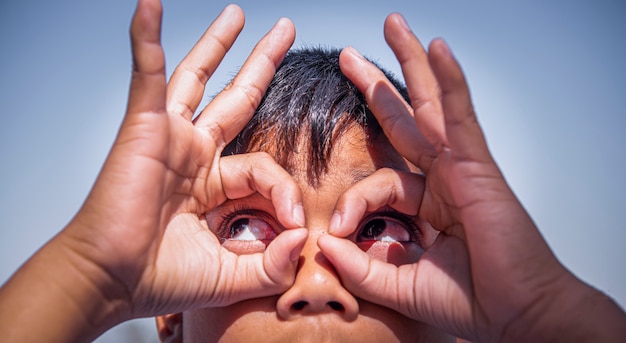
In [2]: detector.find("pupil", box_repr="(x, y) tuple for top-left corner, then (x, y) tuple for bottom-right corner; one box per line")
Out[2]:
(230, 218), (250, 237)
(364, 219), (386, 238)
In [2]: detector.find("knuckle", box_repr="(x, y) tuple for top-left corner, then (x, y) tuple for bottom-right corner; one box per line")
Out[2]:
(183, 63), (212, 85)
(205, 122), (228, 148)
(234, 83), (265, 112)
(167, 102), (195, 119)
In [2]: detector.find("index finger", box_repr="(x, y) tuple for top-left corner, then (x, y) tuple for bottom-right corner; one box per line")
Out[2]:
(329, 168), (425, 237)
(384, 13), (448, 151)
(219, 152), (305, 229)
(339, 47), (436, 172)
(193, 18), (296, 149)
(166, 5), (245, 120)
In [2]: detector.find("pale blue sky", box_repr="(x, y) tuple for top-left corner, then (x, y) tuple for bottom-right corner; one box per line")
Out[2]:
(1, 1), (624, 341)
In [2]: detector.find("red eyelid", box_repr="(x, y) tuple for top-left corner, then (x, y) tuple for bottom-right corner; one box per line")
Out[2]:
(222, 239), (272, 255)
(357, 241), (424, 265)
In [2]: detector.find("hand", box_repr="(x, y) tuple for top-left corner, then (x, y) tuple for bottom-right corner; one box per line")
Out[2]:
(319, 13), (626, 342)
(0, 1), (306, 340)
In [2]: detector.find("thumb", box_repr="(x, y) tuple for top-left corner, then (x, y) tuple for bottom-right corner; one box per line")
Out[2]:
(263, 228), (308, 290)
(318, 233), (475, 338)
(317, 234), (407, 310)
(213, 228), (308, 306)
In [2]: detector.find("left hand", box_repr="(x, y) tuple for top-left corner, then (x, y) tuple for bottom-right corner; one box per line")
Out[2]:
(317, 12), (625, 342)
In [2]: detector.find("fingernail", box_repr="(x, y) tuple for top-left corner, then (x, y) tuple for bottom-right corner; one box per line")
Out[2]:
(289, 229), (307, 262)
(395, 13), (411, 31)
(221, 4), (241, 21)
(274, 17), (287, 28)
(329, 212), (342, 234)
(222, 4), (237, 15)
(273, 17), (292, 31)
(347, 47), (365, 60)
(292, 203), (305, 227)
(290, 245), (302, 263)
(436, 39), (452, 58)
(290, 247), (299, 263)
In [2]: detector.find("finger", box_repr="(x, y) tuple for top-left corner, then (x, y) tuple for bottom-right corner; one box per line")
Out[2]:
(219, 152), (305, 229)
(166, 5), (245, 120)
(262, 228), (308, 290)
(213, 228), (308, 306)
(318, 233), (475, 338)
(339, 47), (436, 172)
(317, 234), (411, 315)
(193, 18), (296, 148)
(328, 168), (425, 237)
(384, 13), (448, 151)
(428, 39), (492, 162)
(127, 0), (166, 115)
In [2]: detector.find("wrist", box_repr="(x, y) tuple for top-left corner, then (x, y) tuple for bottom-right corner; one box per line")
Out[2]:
(0, 224), (131, 341)
(503, 275), (626, 343)
(555, 286), (626, 342)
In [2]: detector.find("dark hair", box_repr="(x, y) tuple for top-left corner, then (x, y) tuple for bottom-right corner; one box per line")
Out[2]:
(223, 47), (408, 186)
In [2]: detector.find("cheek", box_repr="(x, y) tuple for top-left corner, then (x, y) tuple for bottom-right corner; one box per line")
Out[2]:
(183, 299), (452, 342)
(357, 241), (424, 265)
(183, 298), (278, 342)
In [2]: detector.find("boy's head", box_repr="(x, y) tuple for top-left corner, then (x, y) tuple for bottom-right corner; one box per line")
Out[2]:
(223, 47), (409, 186)
(157, 48), (450, 342)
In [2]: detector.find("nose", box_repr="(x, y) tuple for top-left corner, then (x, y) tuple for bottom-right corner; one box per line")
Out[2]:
(276, 232), (359, 321)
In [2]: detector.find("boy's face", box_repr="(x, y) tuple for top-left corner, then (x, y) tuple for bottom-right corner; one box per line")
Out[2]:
(179, 125), (450, 342)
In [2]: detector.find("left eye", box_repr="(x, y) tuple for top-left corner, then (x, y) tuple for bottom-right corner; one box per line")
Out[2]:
(357, 217), (413, 243)
(228, 217), (277, 241)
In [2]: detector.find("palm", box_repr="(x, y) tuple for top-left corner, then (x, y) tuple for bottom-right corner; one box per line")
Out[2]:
(99, 113), (223, 311)
(66, 3), (308, 320)
(140, 213), (227, 314)
(324, 13), (573, 342)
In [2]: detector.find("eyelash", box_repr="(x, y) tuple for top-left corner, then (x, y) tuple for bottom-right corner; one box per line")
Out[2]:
(356, 211), (421, 243)
(215, 205), (279, 239)
(212, 206), (420, 245)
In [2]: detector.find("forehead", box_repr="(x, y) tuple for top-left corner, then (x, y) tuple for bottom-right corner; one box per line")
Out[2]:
(213, 125), (414, 230)
(278, 124), (412, 191)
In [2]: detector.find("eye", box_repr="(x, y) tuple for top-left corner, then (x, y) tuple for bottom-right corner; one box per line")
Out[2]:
(205, 204), (282, 254)
(227, 217), (277, 241)
(357, 215), (415, 243)
(206, 207), (280, 242)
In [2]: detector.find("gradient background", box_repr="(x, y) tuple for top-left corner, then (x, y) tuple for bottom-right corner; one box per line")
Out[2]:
(1, 1), (624, 341)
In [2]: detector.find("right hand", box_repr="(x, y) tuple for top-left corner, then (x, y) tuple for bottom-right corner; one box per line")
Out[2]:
(0, 1), (307, 341)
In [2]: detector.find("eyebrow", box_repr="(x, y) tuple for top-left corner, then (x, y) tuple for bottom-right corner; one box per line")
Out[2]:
(349, 167), (375, 185)
(207, 194), (276, 220)
(344, 154), (413, 186)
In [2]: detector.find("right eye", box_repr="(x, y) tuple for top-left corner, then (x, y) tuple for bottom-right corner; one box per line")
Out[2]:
(206, 206), (282, 254)
(227, 217), (277, 241)
(358, 217), (412, 243)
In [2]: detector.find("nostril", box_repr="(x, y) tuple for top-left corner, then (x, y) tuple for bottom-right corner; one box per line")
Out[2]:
(328, 301), (344, 312)
(290, 300), (345, 312)
(292, 301), (308, 311)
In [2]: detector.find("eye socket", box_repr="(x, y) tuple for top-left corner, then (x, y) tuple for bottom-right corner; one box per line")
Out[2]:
(357, 214), (416, 243)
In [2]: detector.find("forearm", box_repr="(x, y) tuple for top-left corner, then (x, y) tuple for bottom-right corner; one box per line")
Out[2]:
(0, 227), (126, 342)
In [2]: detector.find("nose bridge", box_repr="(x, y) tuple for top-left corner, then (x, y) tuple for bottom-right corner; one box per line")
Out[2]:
(276, 225), (359, 321)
